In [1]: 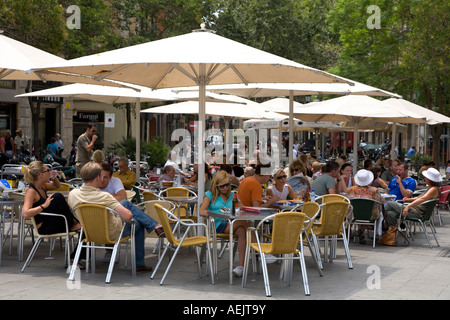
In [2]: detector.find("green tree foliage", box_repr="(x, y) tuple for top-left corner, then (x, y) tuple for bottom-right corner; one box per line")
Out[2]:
(111, 0), (206, 46)
(58, 0), (121, 59)
(209, 0), (340, 70)
(328, 0), (449, 163)
(0, 0), (66, 54)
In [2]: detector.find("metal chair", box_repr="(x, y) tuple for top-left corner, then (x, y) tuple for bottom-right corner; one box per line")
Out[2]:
(68, 204), (136, 284)
(136, 200), (175, 257)
(399, 199), (440, 248)
(436, 185), (450, 227)
(300, 202), (324, 274)
(151, 204), (214, 285)
(311, 201), (353, 269)
(68, 178), (83, 189)
(159, 187), (197, 220)
(347, 198), (381, 248)
(21, 213), (77, 272)
(242, 211), (311, 296)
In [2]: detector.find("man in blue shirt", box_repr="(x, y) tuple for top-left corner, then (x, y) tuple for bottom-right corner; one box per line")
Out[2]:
(387, 162), (416, 201)
(406, 146), (416, 159)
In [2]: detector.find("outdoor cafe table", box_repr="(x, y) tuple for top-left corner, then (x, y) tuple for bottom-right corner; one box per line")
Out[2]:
(0, 196), (24, 265)
(207, 209), (278, 285)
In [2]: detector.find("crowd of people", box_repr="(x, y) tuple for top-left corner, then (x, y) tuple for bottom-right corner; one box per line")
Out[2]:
(16, 122), (449, 277)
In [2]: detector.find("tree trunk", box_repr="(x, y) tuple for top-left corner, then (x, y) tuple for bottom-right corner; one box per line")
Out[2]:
(25, 81), (41, 159)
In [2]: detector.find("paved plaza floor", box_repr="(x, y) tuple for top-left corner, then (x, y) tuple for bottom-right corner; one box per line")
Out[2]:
(1, 206), (450, 305)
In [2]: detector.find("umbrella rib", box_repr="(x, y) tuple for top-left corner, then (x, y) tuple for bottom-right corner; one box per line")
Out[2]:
(229, 65), (249, 85)
(170, 63), (199, 84)
(93, 64), (133, 81)
(0, 69), (15, 79)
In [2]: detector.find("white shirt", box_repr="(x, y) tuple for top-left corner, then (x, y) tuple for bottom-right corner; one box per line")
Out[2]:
(100, 177), (125, 195)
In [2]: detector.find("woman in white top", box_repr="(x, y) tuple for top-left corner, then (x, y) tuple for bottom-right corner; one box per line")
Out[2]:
(266, 169), (296, 200)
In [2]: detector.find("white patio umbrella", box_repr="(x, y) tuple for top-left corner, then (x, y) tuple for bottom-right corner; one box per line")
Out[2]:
(203, 79), (401, 162)
(15, 83), (241, 104)
(0, 33), (124, 86)
(287, 95), (426, 172)
(381, 98), (450, 156)
(30, 26), (353, 218)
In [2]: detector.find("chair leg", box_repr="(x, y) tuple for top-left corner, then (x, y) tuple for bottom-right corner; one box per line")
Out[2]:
(68, 238), (84, 281)
(151, 244), (170, 280)
(242, 237), (251, 288)
(106, 243), (120, 284)
(21, 237), (42, 272)
(311, 233), (323, 270)
(298, 245), (310, 296)
(341, 226), (353, 269)
(260, 253), (271, 297)
(159, 243), (182, 285)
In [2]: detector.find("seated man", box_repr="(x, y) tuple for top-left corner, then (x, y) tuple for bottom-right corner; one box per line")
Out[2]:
(238, 163), (279, 208)
(100, 163), (127, 202)
(112, 157), (136, 190)
(311, 161), (340, 196)
(387, 162), (416, 201)
(68, 162), (164, 273)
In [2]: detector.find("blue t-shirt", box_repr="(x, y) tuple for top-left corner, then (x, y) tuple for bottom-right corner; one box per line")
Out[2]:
(205, 190), (234, 230)
(46, 143), (59, 157)
(388, 176), (417, 201)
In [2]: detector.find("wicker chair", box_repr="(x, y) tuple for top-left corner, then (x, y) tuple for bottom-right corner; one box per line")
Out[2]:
(68, 204), (136, 284)
(242, 211), (311, 296)
(150, 204), (214, 286)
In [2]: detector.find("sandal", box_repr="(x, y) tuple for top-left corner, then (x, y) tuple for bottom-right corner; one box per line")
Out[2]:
(154, 226), (165, 238)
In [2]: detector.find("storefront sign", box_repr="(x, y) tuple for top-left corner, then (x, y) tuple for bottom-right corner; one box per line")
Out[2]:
(73, 111), (104, 123)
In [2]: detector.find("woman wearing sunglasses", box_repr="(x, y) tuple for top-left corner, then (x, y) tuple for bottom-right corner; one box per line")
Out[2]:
(199, 170), (255, 278)
(266, 168), (296, 201)
(22, 161), (83, 266)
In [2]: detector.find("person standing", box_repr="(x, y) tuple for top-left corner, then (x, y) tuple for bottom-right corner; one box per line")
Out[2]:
(75, 123), (98, 177)
(55, 133), (64, 157)
(13, 128), (29, 155)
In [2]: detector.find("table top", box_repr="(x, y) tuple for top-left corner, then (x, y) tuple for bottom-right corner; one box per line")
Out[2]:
(162, 196), (198, 204)
(207, 209), (276, 221)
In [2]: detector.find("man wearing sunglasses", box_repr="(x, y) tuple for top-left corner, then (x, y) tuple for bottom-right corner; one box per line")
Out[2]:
(75, 122), (98, 178)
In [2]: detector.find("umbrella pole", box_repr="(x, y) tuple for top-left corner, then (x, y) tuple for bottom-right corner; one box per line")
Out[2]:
(289, 91), (294, 163)
(136, 98), (141, 181)
(197, 64), (206, 230)
(353, 120), (358, 174)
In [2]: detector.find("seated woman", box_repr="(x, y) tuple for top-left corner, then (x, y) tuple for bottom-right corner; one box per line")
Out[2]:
(381, 167), (441, 246)
(157, 165), (176, 182)
(199, 170), (255, 278)
(288, 158), (311, 195)
(186, 163), (211, 190)
(336, 163), (355, 193)
(266, 168), (296, 201)
(22, 161), (83, 266)
(345, 169), (383, 244)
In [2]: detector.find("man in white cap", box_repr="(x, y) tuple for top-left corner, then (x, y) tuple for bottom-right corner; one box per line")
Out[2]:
(381, 167), (442, 246)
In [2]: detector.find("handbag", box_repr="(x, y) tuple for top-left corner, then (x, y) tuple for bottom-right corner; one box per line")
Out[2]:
(380, 225), (409, 246)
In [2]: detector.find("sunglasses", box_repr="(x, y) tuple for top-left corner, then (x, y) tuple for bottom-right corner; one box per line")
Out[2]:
(277, 175), (287, 180)
(41, 169), (50, 173)
(293, 168), (301, 172)
(217, 183), (230, 189)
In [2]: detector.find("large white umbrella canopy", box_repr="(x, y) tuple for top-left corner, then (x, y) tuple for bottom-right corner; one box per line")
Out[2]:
(15, 83), (241, 104)
(0, 33), (124, 86)
(201, 79), (400, 162)
(382, 98), (450, 125)
(141, 96), (288, 120)
(287, 95), (426, 172)
(30, 26), (353, 219)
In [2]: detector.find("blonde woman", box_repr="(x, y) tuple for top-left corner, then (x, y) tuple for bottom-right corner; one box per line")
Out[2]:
(22, 161), (83, 266)
(200, 170), (255, 278)
(23, 161), (80, 234)
(92, 149), (105, 164)
(266, 168), (296, 200)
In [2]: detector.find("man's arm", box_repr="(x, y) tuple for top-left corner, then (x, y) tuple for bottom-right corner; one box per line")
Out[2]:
(113, 189), (127, 202)
(113, 205), (133, 222)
